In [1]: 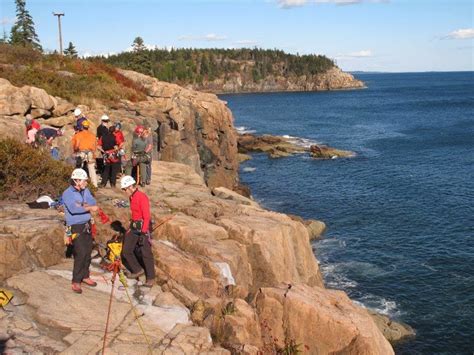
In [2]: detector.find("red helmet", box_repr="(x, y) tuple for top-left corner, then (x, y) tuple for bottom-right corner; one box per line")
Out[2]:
(134, 125), (144, 135)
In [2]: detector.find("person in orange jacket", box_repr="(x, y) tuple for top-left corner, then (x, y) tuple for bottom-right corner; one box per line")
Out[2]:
(71, 119), (98, 187)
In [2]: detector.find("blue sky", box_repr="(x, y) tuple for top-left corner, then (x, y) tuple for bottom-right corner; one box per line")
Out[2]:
(1, 0), (473, 72)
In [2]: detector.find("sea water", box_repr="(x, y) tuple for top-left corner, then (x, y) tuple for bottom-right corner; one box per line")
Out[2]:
(220, 71), (474, 354)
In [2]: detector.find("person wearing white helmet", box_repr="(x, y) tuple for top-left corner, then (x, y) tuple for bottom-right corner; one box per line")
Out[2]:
(119, 175), (155, 287)
(62, 168), (99, 294)
(96, 114), (111, 175)
(73, 108), (87, 132)
(97, 114), (110, 140)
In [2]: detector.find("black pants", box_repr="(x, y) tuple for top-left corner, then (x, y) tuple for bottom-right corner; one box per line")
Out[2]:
(101, 162), (121, 187)
(121, 231), (155, 281)
(71, 223), (93, 283)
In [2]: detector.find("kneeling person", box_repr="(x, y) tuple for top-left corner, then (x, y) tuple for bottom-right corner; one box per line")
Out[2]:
(120, 175), (155, 287)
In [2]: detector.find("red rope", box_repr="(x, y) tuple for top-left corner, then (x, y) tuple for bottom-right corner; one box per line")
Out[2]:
(102, 260), (120, 354)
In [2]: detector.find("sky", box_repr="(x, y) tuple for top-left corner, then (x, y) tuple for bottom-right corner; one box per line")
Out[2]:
(0, 0), (473, 72)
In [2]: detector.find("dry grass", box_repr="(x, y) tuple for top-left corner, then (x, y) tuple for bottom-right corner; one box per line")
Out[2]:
(0, 44), (147, 105)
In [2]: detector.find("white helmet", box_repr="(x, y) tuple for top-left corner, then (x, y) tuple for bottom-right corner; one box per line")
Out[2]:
(120, 175), (136, 189)
(71, 168), (88, 180)
(101, 115), (110, 122)
(74, 108), (82, 117)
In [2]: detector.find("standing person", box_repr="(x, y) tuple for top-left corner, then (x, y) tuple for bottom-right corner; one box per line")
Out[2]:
(129, 125), (150, 186)
(96, 115), (110, 175)
(96, 115), (110, 140)
(98, 126), (121, 188)
(24, 114), (41, 146)
(142, 127), (153, 185)
(120, 175), (155, 287)
(62, 168), (98, 294)
(113, 122), (126, 173)
(71, 120), (98, 187)
(36, 127), (64, 159)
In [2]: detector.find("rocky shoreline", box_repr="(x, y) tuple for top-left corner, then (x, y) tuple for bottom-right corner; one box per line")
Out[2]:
(238, 133), (356, 159)
(187, 67), (366, 94)
(0, 69), (414, 354)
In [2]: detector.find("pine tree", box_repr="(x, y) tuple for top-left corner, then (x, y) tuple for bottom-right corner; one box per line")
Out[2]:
(132, 36), (146, 52)
(64, 41), (78, 58)
(9, 0), (42, 51)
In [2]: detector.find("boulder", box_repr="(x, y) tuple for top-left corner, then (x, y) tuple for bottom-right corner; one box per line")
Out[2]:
(21, 86), (56, 111)
(369, 310), (416, 344)
(309, 144), (355, 159)
(255, 284), (394, 354)
(305, 219), (326, 240)
(0, 204), (64, 281)
(209, 299), (262, 350)
(0, 78), (30, 116)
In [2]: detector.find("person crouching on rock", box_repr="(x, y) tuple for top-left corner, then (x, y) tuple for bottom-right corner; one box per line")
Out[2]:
(62, 168), (99, 294)
(119, 175), (155, 287)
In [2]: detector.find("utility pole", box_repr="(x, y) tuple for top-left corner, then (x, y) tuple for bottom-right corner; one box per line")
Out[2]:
(53, 12), (65, 55)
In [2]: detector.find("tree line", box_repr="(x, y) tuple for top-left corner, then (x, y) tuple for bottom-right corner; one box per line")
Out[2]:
(95, 37), (335, 84)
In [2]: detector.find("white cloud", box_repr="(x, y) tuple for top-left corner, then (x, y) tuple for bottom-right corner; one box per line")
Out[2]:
(336, 50), (373, 58)
(1, 17), (15, 26)
(443, 28), (474, 40)
(178, 33), (227, 41)
(278, 0), (388, 8)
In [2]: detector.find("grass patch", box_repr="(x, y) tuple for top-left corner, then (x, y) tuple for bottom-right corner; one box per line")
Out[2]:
(0, 44), (146, 105)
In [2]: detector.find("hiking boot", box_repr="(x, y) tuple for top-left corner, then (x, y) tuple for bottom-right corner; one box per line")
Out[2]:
(82, 278), (97, 287)
(142, 280), (154, 288)
(71, 283), (82, 294)
(125, 270), (144, 279)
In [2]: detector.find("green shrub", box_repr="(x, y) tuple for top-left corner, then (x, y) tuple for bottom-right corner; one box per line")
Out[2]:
(0, 138), (73, 201)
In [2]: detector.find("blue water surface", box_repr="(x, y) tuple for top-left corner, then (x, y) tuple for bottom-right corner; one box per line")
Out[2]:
(220, 72), (474, 354)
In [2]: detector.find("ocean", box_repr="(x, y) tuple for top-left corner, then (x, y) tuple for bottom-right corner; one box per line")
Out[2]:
(220, 71), (474, 354)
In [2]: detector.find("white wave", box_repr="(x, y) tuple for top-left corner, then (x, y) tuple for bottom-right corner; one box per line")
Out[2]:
(235, 126), (256, 134)
(282, 134), (320, 148)
(242, 167), (257, 172)
(354, 294), (400, 317)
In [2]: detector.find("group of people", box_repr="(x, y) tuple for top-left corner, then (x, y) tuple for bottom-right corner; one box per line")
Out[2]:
(63, 168), (155, 294)
(23, 109), (158, 293)
(24, 114), (64, 160)
(24, 108), (155, 189)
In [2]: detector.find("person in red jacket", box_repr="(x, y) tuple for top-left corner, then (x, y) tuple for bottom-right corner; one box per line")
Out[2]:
(24, 114), (41, 145)
(119, 175), (155, 287)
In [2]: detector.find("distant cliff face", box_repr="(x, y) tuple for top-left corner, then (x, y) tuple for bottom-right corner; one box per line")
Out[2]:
(186, 67), (365, 93)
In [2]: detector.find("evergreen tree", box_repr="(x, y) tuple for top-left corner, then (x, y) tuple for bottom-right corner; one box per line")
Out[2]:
(132, 36), (146, 51)
(9, 0), (42, 51)
(63, 42), (78, 58)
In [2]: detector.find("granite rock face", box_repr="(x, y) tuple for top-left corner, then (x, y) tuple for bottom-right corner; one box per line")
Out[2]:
(0, 75), (239, 191)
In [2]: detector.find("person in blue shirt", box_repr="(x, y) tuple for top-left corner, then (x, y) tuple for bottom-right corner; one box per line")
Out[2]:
(62, 168), (99, 294)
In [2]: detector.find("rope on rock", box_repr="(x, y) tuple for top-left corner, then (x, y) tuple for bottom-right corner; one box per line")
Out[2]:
(101, 260), (153, 355)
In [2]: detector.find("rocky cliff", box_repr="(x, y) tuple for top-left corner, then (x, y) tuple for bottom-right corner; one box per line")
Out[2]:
(0, 72), (399, 354)
(1, 161), (394, 354)
(0, 75), (239, 191)
(187, 67), (365, 93)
